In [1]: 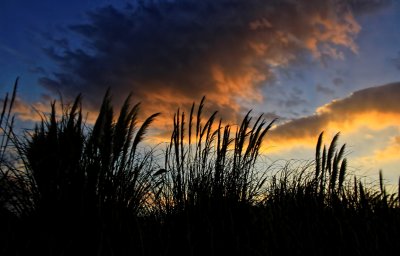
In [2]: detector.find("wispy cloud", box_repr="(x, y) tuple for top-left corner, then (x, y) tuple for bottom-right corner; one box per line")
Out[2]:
(392, 51), (400, 70)
(0, 43), (31, 63)
(316, 84), (335, 95)
(332, 77), (345, 87)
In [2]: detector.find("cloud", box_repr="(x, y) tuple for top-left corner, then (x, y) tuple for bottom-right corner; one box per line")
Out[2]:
(373, 135), (400, 162)
(3, 96), (98, 125)
(1, 97), (49, 123)
(0, 43), (31, 63)
(316, 84), (335, 95)
(392, 51), (400, 70)
(332, 77), (345, 87)
(282, 94), (307, 108)
(39, 0), (361, 125)
(268, 82), (400, 147)
(347, 0), (392, 15)
(352, 131), (400, 185)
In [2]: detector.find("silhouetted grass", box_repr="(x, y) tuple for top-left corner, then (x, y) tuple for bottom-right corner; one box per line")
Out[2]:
(0, 82), (399, 255)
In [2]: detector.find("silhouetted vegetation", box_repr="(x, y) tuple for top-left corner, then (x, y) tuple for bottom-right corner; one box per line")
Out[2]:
(1, 80), (399, 255)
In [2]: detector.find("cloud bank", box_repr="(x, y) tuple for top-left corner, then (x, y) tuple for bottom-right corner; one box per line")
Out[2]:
(39, 0), (361, 122)
(268, 82), (400, 147)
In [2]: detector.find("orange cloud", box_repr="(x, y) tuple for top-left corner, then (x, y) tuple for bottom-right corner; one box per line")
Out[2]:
(12, 98), (50, 123)
(266, 82), (400, 152)
(10, 97), (100, 125)
(373, 136), (400, 163)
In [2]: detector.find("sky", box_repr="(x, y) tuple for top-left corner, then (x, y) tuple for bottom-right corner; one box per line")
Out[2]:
(1, 0), (400, 187)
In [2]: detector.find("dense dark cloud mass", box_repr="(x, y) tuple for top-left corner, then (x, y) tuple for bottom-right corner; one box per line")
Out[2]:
(39, 0), (361, 121)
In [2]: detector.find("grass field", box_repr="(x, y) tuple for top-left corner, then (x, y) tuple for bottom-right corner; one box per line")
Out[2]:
(1, 80), (399, 255)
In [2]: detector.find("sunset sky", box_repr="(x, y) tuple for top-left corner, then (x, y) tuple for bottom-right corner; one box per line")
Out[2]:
(1, 0), (399, 187)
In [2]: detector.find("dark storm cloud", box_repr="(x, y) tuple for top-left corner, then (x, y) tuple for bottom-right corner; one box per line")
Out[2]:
(39, 0), (360, 122)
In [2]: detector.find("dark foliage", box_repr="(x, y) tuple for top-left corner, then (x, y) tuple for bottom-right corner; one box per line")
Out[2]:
(0, 82), (399, 255)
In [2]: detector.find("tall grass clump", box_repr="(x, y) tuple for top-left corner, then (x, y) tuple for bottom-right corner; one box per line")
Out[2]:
(260, 132), (400, 255)
(150, 97), (276, 255)
(1, 88), (160, 255)
(157, 97), (275, 211)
